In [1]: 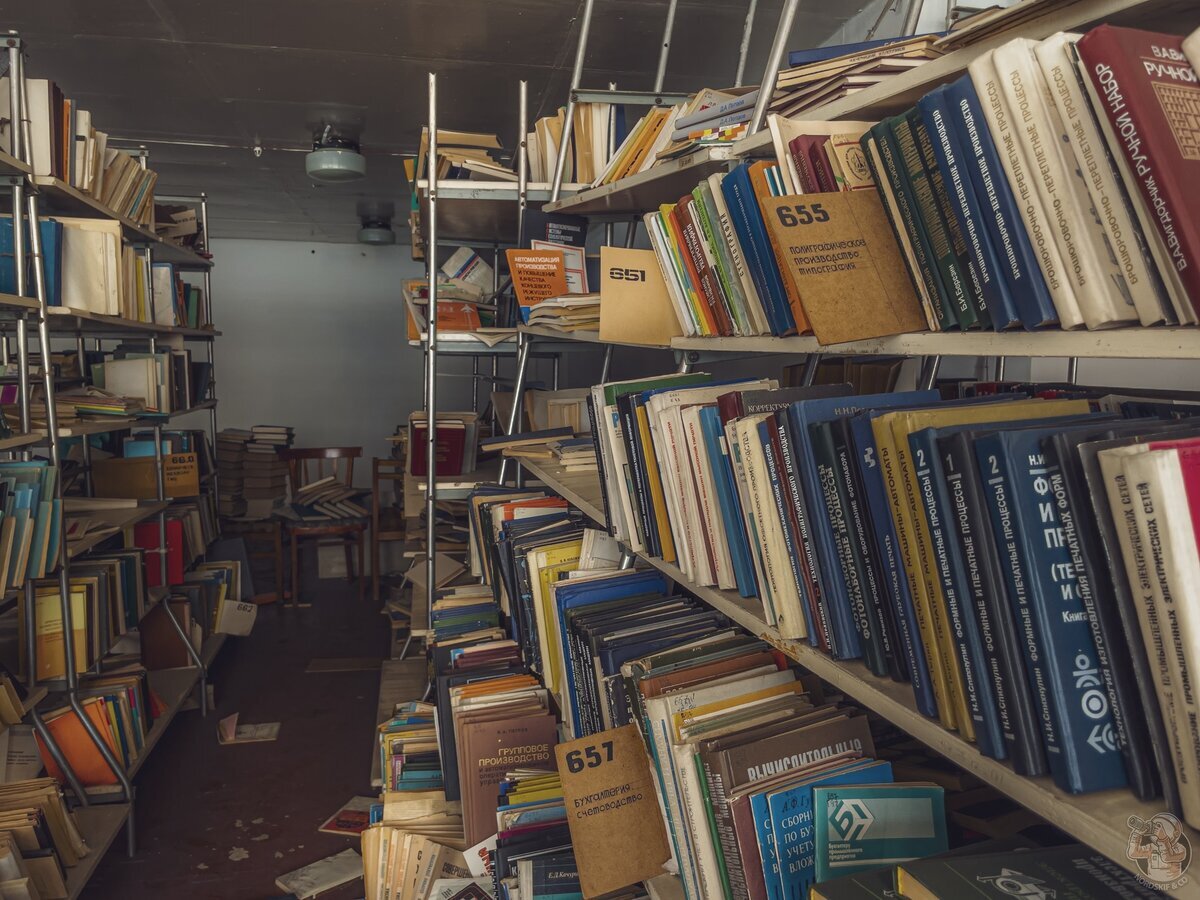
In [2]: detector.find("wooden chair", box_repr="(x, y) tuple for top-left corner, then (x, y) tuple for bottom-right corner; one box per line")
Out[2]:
(279, 447), (367, 606)
(371, 458), (407, 607)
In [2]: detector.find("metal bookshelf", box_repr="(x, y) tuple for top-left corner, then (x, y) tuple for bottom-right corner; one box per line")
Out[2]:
(0, 34), (224, 884)
(516, 453), (1200, 889)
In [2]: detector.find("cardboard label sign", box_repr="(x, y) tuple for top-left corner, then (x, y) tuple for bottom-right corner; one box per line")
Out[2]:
(598, 246), (682, 347)
(555, 725), (670, 897)
(92, 452), (200, 499)
(507, 249), (568, 320)
(760, 192), (926, 345)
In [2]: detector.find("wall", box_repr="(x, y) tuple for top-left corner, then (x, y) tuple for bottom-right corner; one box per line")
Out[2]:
(209, 238), (473, 484)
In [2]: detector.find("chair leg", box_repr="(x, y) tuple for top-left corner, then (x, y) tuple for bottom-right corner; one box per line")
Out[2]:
(274, 524), (284, 604)
(343, 541), (355, 583)
(357, 533), (366, 602)
(290, 534), (300, 608)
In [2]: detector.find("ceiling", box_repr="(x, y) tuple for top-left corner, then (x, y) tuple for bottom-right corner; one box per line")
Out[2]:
(7, 0), (887, 242)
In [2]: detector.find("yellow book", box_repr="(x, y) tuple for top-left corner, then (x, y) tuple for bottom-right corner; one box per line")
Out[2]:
(657, 205), (711, 336)
(635, 403), (677, 564)
(671, 680), (802, 737)
(529, 541), (583, 696)
(28, 586), (89, 681)
(874, 398), (1090, 737)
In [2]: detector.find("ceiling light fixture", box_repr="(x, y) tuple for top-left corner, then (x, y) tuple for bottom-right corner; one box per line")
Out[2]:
(306, 124), (366, 182)
(357, 200), (396, 245)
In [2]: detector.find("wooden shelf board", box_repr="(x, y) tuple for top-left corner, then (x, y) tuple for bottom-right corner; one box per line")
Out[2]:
(0, 433), (44, 452)
(33, 177), (212, 269)
(0, 150), (31, 178)
(138, 399), (218, 423)
(517, 325), (672, 350)
(66, 804), (131, 899)
(41, 418), (137, 439)
(516, 456), (1200, 885)
(0, 293), (41, 314)
(46, 307), (220, 339)
(416, 181), (583, 244)
(541, 146), (738, 217)
(86, 666), (202, 795)
(201, 632), (226, 668)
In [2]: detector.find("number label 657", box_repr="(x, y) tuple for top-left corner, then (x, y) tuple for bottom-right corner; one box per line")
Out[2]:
(564, 740), (615, 773)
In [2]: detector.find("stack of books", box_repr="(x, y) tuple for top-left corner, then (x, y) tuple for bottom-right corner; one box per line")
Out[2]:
(0, 777), (93, 893)
(527, 103), (618, 184)
(377, 700), (442, 794)
(240, 425), (293, 519)
(215, 428), (251, 517)
(525, 292), (600, 333)
(549, 438), (597, 473)
(286, 475), (368, 521)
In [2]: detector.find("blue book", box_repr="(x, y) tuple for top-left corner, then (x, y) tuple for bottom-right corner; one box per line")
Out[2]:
(849, 410), (936, 716)
(699, 406), (756, 597)
(917, 88), (1022, 331)
(943, 76), (1058, 328)
(0, 217), (62, 304)
(785, 35), (937, 67)
(554, 571), (668, 735)
(720, 164), (795, 336)
(974, 426), (1128, 793)
(768, 760), (893, 900)
(909, 425), (1006, 760)
(787, 392), (938, 660)
(812, 784), (947, 882)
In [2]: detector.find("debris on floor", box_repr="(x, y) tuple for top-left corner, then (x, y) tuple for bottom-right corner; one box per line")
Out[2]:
(228, 848), (249, 862)
(274, 848), (362, 899)
(217, 713), (281, 744)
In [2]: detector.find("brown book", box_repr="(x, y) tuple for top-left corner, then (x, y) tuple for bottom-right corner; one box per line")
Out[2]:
(458, 710), (557, 845)
(139, 599), (194, 670)
(1077, 26), (1200, 313)
(639, 650), (785, 700)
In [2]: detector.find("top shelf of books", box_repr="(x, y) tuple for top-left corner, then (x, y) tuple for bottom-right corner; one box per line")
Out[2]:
(33, 177), (212, 269)
(416, 181), (584, 245)
(547, 0), (1200, 215)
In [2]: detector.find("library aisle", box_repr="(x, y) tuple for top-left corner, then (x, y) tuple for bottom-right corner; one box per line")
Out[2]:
(86, 586), (388, 900)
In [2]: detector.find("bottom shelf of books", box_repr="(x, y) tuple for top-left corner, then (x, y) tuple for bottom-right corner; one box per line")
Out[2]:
(513, 455), (1200, 889)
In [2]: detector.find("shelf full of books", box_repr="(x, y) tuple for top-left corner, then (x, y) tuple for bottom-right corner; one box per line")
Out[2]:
(502, 361), (1200, 885)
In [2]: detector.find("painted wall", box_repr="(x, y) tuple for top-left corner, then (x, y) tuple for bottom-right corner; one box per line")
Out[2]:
(208, 238), (474, 485)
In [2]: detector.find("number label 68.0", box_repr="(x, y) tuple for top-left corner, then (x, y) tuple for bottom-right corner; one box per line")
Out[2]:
(775, 203), (830, 227)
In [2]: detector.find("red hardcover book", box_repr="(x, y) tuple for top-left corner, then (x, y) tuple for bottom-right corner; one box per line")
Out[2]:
(794, 134), (837, 192)
(133, 518), (185, 587)
(678, 194), (735, 336)
(664, 203), (720, 335)
(1077, 26), (1200, 312)
(788, 136), (821, 192)
(408, 424), (467, 477)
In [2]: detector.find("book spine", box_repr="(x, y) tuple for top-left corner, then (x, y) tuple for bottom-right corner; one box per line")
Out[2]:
(1046, 437), (1159, 799)
(703, 408), (757, 599)
(993, 39), (1136, 328)
(980, 432), (1128, 793)
(666, 204), (718, 335)
(684, 411), (729, 588)
(679, 198), (734, 336)
(873, 123), (955, 330)
(585, 395), (617, 536)
(776, 415), (828, 649)
(709, 178), (768, 335)
(892, 115), (971, 329)
(723, 165), (797, 336)
(759, 418), (809, 641)
(694, 185), (750, 336)
(914, 429), (1006, 759)
(618, 397), (655, 555)
(941, 432), (1047, 776)
(968, 54), (1084, 328)
(1077, 29), (1200, 313)
(701, 755), (746, 900)
(739, 422), (784, 626)
(812, 420), (887, 674)
(856, 415), (937, 717)
(676, 92), (759, 130)
(836, 418), (906, 681)
(947, 76), (1058, 328)
(923, 91), (1021, 329)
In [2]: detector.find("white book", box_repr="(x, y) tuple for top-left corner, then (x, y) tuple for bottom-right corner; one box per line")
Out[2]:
(643, 670), (795, 900)
(1071, 45), (1197, 325)
(708, 172), (772, 335)
(1036, 32), (1174, 326)
(968, 50), (1086, 329)
(1186, 26), (1200, 72)
(681, 405), (736, 590)
(61, 226), (114, 316)
(992, 38), (1138, 329)
(23, 80), (54, 178)
(1116, 447), (1200, 824)
(724, 418), (772, 621)
(644, 211), (699, 336)
(737, 416), (796, 633)
(1097, 444), (1200, 825)
(72, 109), (91, 188)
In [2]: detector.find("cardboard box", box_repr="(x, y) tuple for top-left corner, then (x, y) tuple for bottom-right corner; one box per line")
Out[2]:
(92, 452), (200, 500)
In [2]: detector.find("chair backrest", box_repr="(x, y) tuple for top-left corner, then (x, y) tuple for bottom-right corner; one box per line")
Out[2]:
(279, 447), (362, 493)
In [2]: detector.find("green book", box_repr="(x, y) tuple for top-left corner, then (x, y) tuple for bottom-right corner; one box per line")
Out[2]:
(910, 110), (990, 330)
(812, 783), (947, 883)
(868, 122), (955, 331)
(888, 114), (970, 330)
(897, 843), (1166, 898)
(693, 181), (751, 336)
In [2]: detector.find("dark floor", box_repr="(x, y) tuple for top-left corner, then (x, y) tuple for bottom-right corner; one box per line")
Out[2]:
(85, 572), (390, 899)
